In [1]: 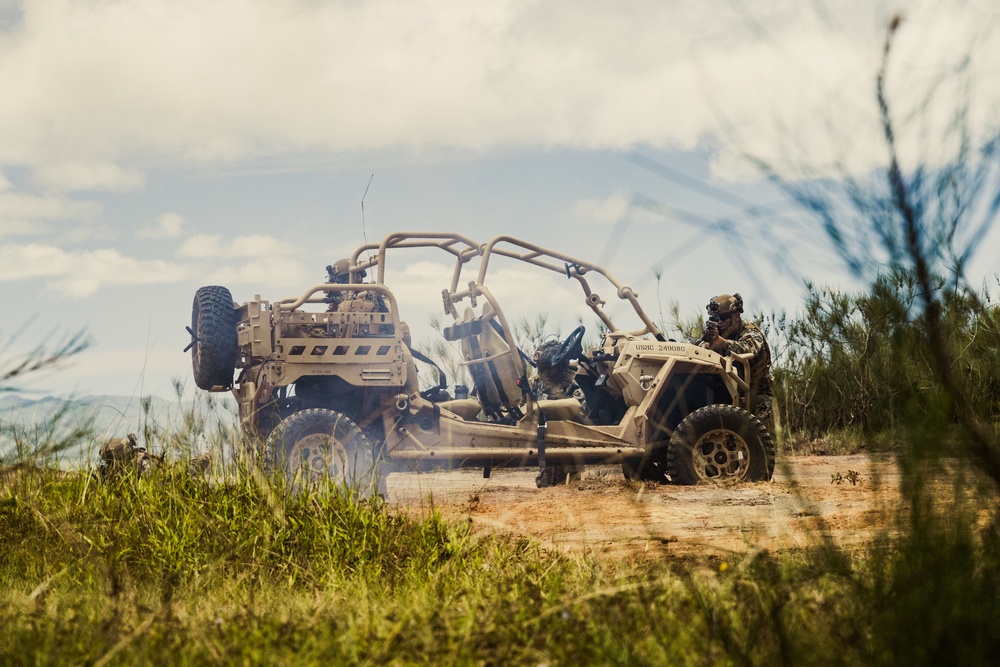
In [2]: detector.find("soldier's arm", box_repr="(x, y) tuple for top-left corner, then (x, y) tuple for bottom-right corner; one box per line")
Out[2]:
(723, 327), (765, 356)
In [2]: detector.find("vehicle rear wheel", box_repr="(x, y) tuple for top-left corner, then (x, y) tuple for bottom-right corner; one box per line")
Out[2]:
(190, 285), (238, 391)
(267, 409), (380, 495)
(666, 404), (775, 485)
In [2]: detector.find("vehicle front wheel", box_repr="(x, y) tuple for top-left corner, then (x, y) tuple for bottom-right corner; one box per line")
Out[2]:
(666, 405), (775, 485)
(267, 409), (380, 495)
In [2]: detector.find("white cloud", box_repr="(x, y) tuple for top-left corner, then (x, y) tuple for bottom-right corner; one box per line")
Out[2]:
(0, 191), (100, 222)
(136, 212), (185, 239)
(0, 190), (101, 238)
(384, 258), (612, 337)
(203, 257), (310, 289)
(177, 234), (232, 259)
(379, 259), (459, 313)
(177, 233), (298, 259)
(55, 223), (118, 245)
(0, 241), (189, 296)
(0, 172), (12, 192)
(0, 218), (49, 237)
(31, 162), (145, 192)
(0, 1), (993, 177)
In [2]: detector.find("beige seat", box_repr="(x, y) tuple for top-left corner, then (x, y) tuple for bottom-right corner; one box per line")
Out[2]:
(459, 305), (524, 416)
(436, 398), (483, 420)
(440, 394), (584, 423)
(443, 305), (585, 423)
(535, 397), (585, 422)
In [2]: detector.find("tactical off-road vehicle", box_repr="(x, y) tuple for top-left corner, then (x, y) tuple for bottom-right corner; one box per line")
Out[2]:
(187, 233), (774, 492)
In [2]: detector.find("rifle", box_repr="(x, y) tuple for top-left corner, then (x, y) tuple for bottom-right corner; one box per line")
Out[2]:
(700, 313), (720, 344)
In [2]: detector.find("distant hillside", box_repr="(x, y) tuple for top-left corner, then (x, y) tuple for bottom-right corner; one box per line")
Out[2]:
(0, 393), (237, 467)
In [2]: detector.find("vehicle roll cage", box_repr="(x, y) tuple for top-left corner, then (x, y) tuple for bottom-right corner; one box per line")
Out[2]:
(346, 232), (666, 346)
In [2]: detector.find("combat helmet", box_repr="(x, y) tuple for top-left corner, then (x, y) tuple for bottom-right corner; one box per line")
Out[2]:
(326, 259), (366, 284)
(706, 293), (743, 316)
(706, 293), (744, 337)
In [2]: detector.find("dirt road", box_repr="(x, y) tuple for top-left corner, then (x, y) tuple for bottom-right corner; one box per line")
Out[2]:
(385, 454), (900, 560)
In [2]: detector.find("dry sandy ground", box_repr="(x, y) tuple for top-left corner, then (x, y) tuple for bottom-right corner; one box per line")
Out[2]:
(385, 455), (901, 560)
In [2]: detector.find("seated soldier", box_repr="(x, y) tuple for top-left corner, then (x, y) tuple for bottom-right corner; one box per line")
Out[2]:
(531, 339), (585, 405)
(531, 338), (586, 485)
(324, 259), (387, 313)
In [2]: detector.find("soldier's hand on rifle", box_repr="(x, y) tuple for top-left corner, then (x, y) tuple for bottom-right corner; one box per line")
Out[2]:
(700, 318), (728, 352)
(700, 318), (718, 345)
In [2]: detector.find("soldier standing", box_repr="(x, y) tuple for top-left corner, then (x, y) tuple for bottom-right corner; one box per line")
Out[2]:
(699, 293), (774, 432)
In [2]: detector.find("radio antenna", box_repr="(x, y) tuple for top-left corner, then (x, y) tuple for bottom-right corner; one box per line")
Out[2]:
(361, 173), (374, 268)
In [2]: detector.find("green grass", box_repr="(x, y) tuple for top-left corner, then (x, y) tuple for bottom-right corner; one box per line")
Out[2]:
(2, 456), (997, 666)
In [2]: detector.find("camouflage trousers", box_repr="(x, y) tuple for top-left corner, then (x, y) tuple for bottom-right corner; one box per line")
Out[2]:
(751, 380), (775, 436)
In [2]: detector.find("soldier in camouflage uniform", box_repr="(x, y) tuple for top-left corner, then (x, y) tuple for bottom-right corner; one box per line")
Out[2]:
(699, 293), (774, 432)
(98, 433), (155, 479)
(531, 338), (586, 485)
(324, 259), (387, 313)
(531, 339), (581, 401)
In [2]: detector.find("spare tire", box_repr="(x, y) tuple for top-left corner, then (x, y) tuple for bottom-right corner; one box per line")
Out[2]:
(191, 285), (238, 391)
(666, 404), (775, 485)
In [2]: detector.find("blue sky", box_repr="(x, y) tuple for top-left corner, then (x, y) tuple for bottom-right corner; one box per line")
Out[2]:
(0, 0), (997, 399)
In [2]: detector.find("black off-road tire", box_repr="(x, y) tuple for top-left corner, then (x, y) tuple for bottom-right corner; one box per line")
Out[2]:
(666, 404), (775, 485)
(267, 409), (380, 495)
(191, 285), (238, 391)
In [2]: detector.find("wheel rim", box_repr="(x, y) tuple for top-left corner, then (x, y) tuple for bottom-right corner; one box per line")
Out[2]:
(691, 428), (750, 482)
(287, 433), (349, 485)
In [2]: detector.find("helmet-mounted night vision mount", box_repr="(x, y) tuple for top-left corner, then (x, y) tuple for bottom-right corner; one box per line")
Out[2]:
(706, 293), (744, 316)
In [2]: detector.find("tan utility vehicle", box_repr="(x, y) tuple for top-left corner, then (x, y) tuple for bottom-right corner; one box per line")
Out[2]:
(187, 233), (774, 492)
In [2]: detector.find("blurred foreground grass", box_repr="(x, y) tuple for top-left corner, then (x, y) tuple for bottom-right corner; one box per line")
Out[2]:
(1, 451), (997, 666)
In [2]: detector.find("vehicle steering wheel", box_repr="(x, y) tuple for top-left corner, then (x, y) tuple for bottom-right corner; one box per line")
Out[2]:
(551, 325), (585, 367)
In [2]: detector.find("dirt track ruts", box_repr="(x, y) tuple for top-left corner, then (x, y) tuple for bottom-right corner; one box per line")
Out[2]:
(385, 454), (899, 560)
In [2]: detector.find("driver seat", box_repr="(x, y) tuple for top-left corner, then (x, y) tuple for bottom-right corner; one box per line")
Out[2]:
(458, 304), (525, 418)
(439, 310), (589, 423)
(440, 302), (524, 420)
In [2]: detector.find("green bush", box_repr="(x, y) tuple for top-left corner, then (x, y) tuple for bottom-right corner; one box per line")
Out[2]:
(772, 273), (1000, 441)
